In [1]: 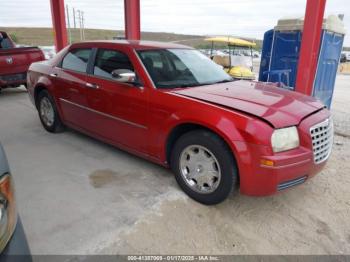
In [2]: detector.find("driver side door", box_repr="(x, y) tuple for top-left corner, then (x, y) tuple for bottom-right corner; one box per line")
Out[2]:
(84, 47), (150, 153)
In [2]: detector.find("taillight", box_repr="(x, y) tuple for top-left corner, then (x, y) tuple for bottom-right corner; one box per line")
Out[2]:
(0, 174), (17, 253)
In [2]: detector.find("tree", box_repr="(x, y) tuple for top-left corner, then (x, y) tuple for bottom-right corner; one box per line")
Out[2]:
(9, 33), (18, 43)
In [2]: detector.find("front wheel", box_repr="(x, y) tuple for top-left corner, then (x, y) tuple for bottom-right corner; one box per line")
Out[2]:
(170, 130), (238, 205)
(37, 90), (65, 133)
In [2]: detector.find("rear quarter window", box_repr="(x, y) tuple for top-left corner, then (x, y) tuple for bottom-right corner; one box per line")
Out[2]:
(61, 48), (91, 73)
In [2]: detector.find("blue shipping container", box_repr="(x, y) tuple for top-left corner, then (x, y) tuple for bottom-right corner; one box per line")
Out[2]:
(259, 15), (346, 108)
(259, 29), (274, 82)
(267, 31), (302, 87)
(313, 31), (344, 108)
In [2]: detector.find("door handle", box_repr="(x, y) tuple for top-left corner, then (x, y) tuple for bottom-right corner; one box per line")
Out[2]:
(49, 73), (58, 78)
(85, 83), (99, 89)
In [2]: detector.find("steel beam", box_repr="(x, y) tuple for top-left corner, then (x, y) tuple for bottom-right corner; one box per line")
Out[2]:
(295, 0), (326, 95)
(124, 0), (141, 40)
(50, 0), (68, 52)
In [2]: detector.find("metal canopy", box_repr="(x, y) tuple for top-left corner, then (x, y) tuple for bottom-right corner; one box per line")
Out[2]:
(49, 0), (326, 96)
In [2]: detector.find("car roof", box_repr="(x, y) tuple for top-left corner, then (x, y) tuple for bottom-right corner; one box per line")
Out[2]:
(71, 40), (193, 50)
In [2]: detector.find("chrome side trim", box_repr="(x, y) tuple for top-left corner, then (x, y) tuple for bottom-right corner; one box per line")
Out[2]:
(59, 98), (148, 130)
(277, 176), (307, 191)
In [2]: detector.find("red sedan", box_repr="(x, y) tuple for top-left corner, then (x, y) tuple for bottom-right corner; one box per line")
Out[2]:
(27, 41), (333, 205)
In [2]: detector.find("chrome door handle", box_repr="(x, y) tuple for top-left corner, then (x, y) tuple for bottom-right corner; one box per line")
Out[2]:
(85, 83), (99, 89)
(49, 73), (58, 78)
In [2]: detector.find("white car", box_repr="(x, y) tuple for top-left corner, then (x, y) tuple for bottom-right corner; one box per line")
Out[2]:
(39, 46), (56, 60)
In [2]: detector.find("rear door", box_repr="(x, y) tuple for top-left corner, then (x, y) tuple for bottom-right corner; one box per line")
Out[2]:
(53, 48), (93, 129)
(84, 47), (149, 153)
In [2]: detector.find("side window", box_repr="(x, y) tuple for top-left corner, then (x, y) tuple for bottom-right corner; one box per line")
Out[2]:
(93, 49), (134, 80)
(0, 37), (13, 49)
(61, 48), (91, 73)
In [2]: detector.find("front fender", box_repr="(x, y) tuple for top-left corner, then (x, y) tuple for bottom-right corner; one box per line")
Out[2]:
(158, 105), (272, 162)
(160, 111), (244, 152)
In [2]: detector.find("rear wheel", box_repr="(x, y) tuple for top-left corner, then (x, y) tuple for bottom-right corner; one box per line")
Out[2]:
(37, 90), (65, 133)
(170, 130), (237, 205)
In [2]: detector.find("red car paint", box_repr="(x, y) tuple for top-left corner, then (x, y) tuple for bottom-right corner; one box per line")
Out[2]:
(27, 41), (332, 196)
(0, 31), (45, 89)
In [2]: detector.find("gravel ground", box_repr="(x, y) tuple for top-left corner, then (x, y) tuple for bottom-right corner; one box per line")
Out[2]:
(101, 74), (350, 255)
(101, 135), (350, 255)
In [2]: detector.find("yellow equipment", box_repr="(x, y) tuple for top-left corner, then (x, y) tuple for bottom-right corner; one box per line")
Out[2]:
(205, 37), (256, 80)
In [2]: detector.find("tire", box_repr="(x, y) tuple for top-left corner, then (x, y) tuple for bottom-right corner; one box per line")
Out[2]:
(37, 89), (65, 133)
(170, 130), (237, 205)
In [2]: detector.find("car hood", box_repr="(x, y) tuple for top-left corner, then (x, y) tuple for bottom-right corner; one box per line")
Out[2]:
(170, 80), (325, 128)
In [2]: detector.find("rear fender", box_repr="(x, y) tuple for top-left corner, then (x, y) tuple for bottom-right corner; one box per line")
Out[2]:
(33, 76), (54, 105)
(32, 77), (65, 122)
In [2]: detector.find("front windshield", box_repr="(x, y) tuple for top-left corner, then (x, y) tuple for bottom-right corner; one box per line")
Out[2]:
(137, 49), (233, 89)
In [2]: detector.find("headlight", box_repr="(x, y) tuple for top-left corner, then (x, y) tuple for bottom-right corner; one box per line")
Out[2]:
(0, 174), (17, 253)
(271, 126), (300, 153)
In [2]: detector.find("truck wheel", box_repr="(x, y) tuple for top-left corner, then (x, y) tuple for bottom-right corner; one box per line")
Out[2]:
(37, 90), (65, 133)
(170, 130), (237, 205)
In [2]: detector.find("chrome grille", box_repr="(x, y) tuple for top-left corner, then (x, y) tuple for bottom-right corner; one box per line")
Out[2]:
(277, 176), (307, 191)
(310, 118), (333, 164)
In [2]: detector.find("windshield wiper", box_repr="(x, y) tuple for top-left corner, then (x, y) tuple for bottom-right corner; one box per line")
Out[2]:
(159, 79), (234, 89)
(177, 79), (234, 88)
(198, 79), (235, 86)
(214, 79), (235, 84)
(177, 83), (201, 88)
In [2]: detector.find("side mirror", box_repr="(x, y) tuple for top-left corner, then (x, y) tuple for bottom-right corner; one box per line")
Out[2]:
(111, 69), (136, 84)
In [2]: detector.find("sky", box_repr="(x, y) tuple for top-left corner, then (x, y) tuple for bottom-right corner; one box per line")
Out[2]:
(1, 0), (349, 46)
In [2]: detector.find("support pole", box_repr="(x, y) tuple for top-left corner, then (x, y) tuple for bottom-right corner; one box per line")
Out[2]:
(78, 10), (83, 41)
(124, 0), (141, 40)
(66, 4), (72, 44)
(73, 7), (76, 29)
(82, 11), (85, 40)
(50, 0), (68, 52)
(295, 0), (326, 95)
